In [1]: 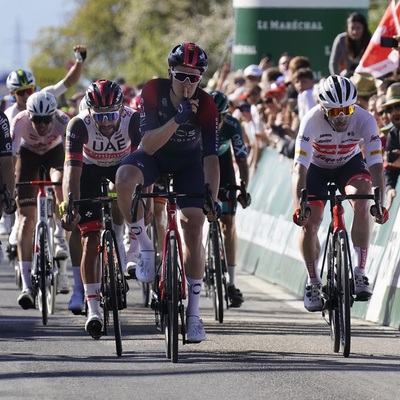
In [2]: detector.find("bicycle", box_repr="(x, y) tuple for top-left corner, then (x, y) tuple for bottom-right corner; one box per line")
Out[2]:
(16, 179), (60, 326)
(299, 183), (383, 358)
(66, 177), (128, 357)
(204, 181), (250, 323)
(131, 176), (212, 363)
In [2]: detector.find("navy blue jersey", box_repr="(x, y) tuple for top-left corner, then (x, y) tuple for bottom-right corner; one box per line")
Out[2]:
(0, 111), (12, 157)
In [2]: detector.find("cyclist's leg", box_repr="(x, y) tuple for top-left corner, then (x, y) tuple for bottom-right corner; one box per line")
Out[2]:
(68, 228), (85, 314)
(15, 148), (40, 309)
(116, 150), (159, 282)
(175, 157), (207, 343)
(340, 156), (374, 298)
(46, 146), (70, 262)
(301, 164), (330, 312)
(218, 150), (243, 306)
(78, 164), (105, 335)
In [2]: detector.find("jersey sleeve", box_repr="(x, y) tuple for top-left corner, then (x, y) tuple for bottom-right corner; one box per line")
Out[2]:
(196, 92), (219, 157)
(229, 116), (248, 163)
(65, 117), (88, 167)
(294, 114), (314, 169)
(128, 111), (141, 151)
(0, 111), (12, 157)
(360, 114), (383, 167)
(139, 79), (161, 135)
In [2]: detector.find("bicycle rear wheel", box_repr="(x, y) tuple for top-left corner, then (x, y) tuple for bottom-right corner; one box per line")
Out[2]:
(337, 230), (351, 358)
(211, 222), (224, 323)
(164, 233), (179, 363)
(103, 230), (123, 356)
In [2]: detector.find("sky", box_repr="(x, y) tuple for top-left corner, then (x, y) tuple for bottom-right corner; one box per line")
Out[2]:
(1, 0), (77, 73)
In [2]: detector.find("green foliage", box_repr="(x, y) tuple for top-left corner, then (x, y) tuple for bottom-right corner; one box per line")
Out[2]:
(30, 0), (233, 88)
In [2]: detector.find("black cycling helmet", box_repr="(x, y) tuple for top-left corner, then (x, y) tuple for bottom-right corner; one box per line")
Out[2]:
(209, 90), (229, 114)
(86, 79), (123, 109)
(168, 42), (208, 73)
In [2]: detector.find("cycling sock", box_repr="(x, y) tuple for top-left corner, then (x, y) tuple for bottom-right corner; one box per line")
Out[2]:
(227, 265), (236, 286)
(20, 261), (32, 291)
(305, 260), (320, 283)
(186, 276), (203, 317)
(54, 218), (66, 238)
(84, 283), (101, 314)
(113, 223), (124, 245)
(129, 218), (153, 250)
(57, 258), (68, 275)
(72, 266), (83, 292)
(354, 247), (368, 272)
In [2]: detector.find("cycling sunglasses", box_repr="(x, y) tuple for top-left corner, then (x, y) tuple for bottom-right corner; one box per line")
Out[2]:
(91, 110), (120, 123)
(30, 114), (53, 124)
(171, 70), (203, 84)
(14, 87), (35, 96)
(326, 105), (355, 117)
(384, 103), (400, 114)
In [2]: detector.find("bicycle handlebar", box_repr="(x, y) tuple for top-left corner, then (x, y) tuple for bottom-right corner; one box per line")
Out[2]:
(16, 180), (62, 187)
(299, 186), (383, 220)
(130, 183), (213, 222)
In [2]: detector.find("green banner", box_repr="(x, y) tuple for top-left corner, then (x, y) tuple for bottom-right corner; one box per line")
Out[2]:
(233, 0), (369, 78)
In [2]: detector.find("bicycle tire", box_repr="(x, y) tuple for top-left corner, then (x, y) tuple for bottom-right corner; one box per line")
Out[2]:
(38, 223), (49, 326)
(328, 232), (340, 353)
(338, 230), (351, 358)
(211, 222), (224, 323)
(165, 233), (179, 363)
(104, 230), (123, 356)
(217, 222), (229, 310)
(49, 218), (57, 315)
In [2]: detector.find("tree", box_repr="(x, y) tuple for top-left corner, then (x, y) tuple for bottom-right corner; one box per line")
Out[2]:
(30, 0), (233, 87)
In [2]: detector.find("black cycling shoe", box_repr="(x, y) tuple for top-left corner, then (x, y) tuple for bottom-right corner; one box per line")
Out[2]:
(227, 285), (244, 308)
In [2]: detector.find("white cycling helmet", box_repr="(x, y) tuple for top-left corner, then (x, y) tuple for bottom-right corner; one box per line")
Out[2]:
(27, 92), (57, 116)
(318, 75), (357, 109)
(6, 69), (36, 91)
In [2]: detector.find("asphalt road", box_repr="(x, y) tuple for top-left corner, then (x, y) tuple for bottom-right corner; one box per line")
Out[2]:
(1, 236), (400, 400)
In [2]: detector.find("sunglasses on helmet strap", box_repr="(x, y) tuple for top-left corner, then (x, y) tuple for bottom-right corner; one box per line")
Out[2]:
(91, 110), (120, 123)
(30, 114), (53, 124)
(171, 70), (203, 84)
(326, 105), (355, 117)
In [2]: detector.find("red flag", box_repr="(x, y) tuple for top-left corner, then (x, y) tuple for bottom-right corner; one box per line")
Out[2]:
(355, 0), (400, 78)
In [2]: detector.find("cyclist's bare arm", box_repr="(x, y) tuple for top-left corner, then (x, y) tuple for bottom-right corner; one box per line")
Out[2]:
(292, 162), (308, 208)
(204, 154), (220, 203)
(61, 164), (82, 228)
(237, 160), (249, 190)
(369, 163), (385, 204)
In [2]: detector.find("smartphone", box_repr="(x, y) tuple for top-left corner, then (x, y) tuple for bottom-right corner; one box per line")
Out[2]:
(380, 36), (399, 48)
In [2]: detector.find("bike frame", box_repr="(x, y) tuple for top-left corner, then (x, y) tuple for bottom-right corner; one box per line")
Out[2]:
(159, 198), (186, 302)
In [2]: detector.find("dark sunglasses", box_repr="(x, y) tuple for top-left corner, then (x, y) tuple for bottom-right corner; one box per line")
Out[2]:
(30, 115), (53, 124)
(384, 104), (400, 114)
(15, 87), (35, 96)
(171, 70), (202, 84)
(91, 110), (120, 123)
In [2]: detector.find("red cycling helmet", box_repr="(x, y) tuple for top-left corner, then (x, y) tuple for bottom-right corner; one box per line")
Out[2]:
(86, 79), (123, 109)
(168, 43), (208, 73)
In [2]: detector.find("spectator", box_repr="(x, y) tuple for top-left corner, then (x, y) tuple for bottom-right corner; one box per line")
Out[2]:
(350, 72), (377, 110)
(292, 68), (316, 120)
(329, 12), (371, 76)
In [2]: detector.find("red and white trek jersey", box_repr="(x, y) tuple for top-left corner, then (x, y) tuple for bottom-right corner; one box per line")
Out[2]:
(10, 109), (69, 156)
(65, 106), (140, 168)
(294, 104), (383, 170)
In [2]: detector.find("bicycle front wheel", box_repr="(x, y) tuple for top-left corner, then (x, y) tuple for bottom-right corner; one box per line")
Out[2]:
(164, 233), (179, 363)
(211, 222), (224, 323)
(327, 232), (340, 353)
(337, 230), (351, 358)
(103, 230), (123, 356)
(38, 223), (50, 325)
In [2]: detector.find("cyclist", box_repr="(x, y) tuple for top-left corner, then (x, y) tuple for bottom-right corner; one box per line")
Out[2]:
(209, 90), (251, 308)
(116, 42), (220, 343)
(61, 80), (140, 336)
(11, 92), (71, 309)
(292, 75), (388, 312)
(3, 45), (87, 257)
(0, 111), (17, 259)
